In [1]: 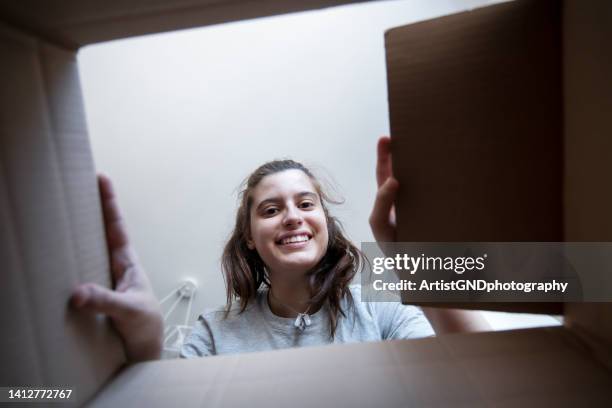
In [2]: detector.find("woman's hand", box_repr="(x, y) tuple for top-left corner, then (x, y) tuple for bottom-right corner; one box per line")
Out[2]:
(369, 136), (491, 334)
(71, 175), (163, 362)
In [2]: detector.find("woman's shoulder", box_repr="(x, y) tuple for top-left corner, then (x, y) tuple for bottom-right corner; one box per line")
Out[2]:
(198, 290), (266, 324)
(345, 284), (364, 308)
(198, 305), (228, 322)
(348, 284), (361, 295)
(345, 283), (414, 319)
(346, 283), (435, 339)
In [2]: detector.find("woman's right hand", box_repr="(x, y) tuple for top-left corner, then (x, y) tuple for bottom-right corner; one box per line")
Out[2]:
(71, 175), (163, 362)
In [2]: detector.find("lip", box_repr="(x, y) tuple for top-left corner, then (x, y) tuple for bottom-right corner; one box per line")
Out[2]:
(275, 231), (313, 245)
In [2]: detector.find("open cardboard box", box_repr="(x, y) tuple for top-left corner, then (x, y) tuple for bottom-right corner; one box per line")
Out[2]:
(1, 0), (611, 406)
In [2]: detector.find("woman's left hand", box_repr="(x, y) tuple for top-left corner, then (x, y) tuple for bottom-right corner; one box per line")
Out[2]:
(369, 136), (399, 242)
(368, 136), (491, 334)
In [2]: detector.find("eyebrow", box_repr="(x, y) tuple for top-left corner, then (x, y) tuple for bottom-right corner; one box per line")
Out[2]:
(255, 191), (318, 211)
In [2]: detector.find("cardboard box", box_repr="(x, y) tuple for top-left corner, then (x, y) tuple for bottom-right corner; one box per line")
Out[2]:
(1, 0), (610, 406)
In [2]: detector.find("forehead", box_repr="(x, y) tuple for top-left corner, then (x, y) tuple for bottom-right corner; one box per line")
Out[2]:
(251, 169), (318, 204)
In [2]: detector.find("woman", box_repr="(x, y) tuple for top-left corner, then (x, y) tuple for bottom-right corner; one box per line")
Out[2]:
(181, 159), (434, 357)
(71, 137), (488, 362)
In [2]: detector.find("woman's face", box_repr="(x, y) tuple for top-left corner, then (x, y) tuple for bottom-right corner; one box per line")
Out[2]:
(248, 169), (329, 280)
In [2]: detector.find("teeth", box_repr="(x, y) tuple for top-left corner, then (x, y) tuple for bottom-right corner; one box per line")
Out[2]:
(280, 234), (310, 245)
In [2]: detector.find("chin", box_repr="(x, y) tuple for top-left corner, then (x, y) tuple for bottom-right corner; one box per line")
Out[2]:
(281, 259), (318, 272)
(273, 254), (323, 274)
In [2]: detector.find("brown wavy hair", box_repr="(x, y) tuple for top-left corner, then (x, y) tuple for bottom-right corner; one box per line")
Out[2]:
(221, 160), (365, 338)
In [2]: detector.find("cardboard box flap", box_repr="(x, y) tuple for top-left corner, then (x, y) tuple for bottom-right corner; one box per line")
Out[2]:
(563, 0), (612, 365)
(385, 0), (563, 314)
(0, 0), (369, 49)
(0, 22), (124, 405)
(89, 327), (612, 407)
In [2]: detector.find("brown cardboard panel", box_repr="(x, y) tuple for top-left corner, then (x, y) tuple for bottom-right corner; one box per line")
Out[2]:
(385, 0), (564, 314)
(437, 327), (612, 405)
(0, 22), (124, 405)
(0, 0), (371, 49)
(386, 0), (563, 243)
(90, 327), (612, 407)
(563, 0), (612, 366)
(90, 340), (472, 407)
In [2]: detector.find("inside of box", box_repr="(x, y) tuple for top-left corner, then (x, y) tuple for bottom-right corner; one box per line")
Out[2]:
(1, 0), (611, 406)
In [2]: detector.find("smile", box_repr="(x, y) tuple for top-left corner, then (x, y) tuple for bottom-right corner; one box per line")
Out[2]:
(277, 234), (312, 246)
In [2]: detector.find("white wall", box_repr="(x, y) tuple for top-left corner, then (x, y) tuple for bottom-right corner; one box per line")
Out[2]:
(78, 0), (558, 335)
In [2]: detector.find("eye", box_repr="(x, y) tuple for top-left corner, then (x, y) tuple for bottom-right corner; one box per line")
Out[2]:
(299, 201), (315, 209)
(263, 207), (279, 216)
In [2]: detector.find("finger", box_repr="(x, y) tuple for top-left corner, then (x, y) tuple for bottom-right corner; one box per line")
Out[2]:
(98, 175), (141, 283)
(71, 283), (130, 320)
(376, 136), (393, 187)
(98, 174), (130, 249)
(369, 177), (399, 242)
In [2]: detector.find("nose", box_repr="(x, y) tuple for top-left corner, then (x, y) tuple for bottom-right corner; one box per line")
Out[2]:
(282, 204), (303, 228)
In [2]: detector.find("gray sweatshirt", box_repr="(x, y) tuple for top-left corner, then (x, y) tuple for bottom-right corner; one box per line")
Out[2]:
(181, 285), (435, 357)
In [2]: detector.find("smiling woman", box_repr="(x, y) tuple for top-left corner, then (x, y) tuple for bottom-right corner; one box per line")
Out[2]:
(179, 155), (437, 357)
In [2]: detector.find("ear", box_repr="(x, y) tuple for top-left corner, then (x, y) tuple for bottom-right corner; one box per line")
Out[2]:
(247, 239), (255, 250)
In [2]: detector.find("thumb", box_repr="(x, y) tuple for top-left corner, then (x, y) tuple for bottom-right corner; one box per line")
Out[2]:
(71, 283), (128, 319)
(370, 177), (399, 241)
